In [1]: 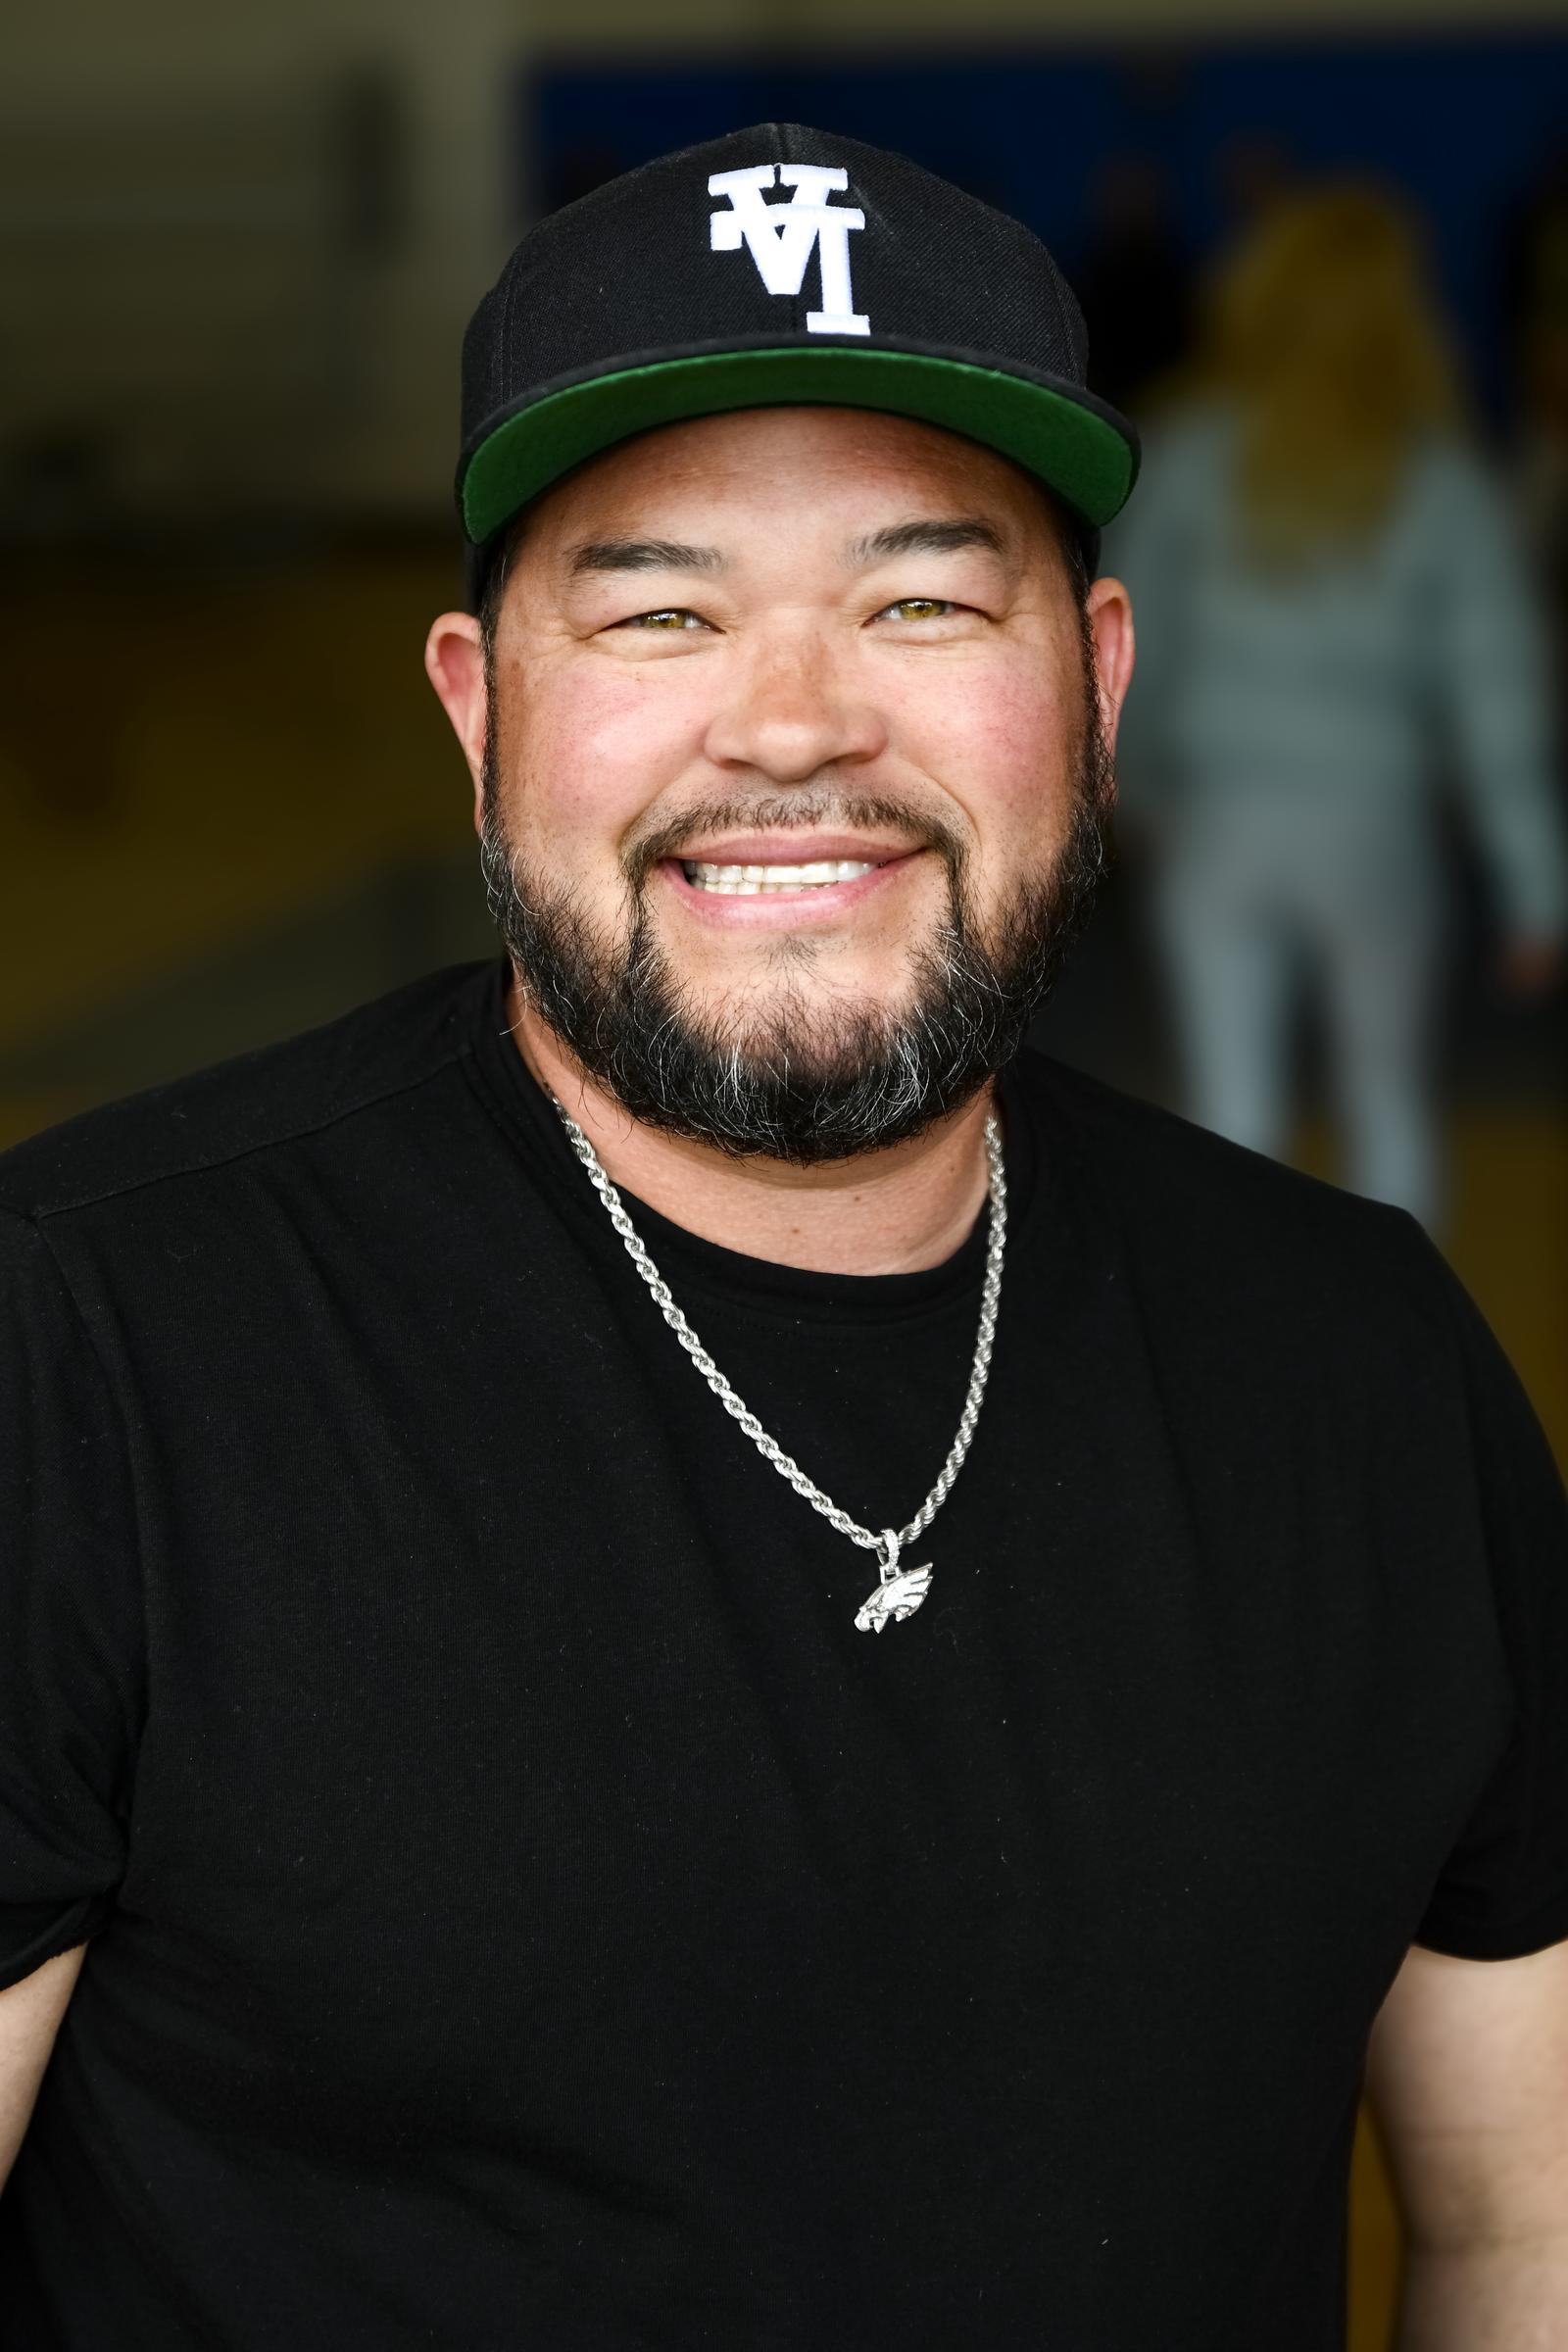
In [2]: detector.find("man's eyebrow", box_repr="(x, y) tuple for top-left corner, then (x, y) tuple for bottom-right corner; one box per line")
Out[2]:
(846, 517), (1009, 566)
(565, 538), (726, 577)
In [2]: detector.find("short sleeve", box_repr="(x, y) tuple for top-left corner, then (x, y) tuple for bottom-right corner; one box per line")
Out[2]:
(0, 1206), (142, 1988)
(1411, 1238), (1568, 1960)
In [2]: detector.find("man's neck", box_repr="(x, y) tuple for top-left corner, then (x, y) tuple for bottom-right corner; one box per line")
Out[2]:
(504, 983), (996, 1277)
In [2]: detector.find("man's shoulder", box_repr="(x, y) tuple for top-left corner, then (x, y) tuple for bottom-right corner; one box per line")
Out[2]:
(1018, 1048), (1446, 1326)
(0, 961), (494, 1229)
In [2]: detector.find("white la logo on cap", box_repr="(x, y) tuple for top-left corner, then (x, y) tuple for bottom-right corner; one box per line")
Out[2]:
(708, 164), (870, 336)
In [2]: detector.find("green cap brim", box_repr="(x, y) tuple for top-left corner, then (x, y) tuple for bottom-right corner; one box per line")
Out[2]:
(460, 346), (1137, 551)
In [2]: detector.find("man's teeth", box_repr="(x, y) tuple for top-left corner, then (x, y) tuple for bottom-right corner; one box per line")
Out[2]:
(683, 859), (878, 895)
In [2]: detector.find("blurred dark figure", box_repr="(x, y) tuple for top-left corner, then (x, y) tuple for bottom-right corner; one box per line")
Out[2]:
(1501, 137), (1568, 640)
(1109, 183), (1568, 1235)
(1075, 155), (1197, 415)
(1213, 131), (1297, 233)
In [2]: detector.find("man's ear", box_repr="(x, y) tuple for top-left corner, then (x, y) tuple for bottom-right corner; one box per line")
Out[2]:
(1085, 576), (1135, 760)
(424, 612), (487, 829)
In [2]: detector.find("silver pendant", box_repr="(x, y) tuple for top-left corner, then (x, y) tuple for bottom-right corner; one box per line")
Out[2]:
(855, 1530), (933, 1634)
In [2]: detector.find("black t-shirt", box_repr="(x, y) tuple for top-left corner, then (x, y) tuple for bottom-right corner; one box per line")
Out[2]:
(2, 957), (1565, 2351)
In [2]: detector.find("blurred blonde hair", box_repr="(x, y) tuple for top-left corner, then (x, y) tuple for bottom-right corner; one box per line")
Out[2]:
(1200, 181), (1466, 566)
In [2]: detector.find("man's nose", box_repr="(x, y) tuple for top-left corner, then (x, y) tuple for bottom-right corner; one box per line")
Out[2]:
(702, 626), (889, 782)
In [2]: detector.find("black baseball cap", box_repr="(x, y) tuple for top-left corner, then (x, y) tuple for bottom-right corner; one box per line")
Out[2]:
(457, 122), (1139, 604)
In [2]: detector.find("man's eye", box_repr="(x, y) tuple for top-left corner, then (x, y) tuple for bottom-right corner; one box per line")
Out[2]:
(878, 598), (956, 622)
(618, 609), (706, 631)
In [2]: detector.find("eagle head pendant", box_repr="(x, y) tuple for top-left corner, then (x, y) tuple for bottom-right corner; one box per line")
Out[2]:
(855, 1534), (935, 1634)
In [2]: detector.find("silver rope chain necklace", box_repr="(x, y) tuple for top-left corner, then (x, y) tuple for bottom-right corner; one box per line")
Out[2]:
(551, 1098), (1007, 1633)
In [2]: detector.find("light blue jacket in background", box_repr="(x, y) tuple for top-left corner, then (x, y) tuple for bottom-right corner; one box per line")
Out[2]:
(1105, 407), (1568, 941)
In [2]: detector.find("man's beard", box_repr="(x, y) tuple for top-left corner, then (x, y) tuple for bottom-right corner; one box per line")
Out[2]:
(478, 656), (1114, 1166)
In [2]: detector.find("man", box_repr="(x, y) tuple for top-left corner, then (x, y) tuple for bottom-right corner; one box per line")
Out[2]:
(1, 124), (1565, 2351)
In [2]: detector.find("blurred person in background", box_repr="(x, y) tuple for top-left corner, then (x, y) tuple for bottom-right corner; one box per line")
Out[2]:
(1110, 182), (1568, 1234)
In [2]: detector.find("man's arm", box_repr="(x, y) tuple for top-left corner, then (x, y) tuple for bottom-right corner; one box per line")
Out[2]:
(1366, 1937), (1568, 2350)
(0, 1945), (85, 2188)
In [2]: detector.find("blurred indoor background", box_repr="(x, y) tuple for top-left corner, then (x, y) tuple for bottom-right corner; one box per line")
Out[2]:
(6, 1), (1567, 2340)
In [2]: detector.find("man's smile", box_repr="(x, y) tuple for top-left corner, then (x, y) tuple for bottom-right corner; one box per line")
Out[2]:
(680, 858), (879, 896)
(660, 838), (924, 921)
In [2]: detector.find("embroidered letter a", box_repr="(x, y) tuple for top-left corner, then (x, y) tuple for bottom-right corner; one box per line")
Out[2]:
(708, 164), (870, 336)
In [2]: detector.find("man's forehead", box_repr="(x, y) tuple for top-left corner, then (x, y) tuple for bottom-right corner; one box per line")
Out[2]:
(532, 405), (1047, 552)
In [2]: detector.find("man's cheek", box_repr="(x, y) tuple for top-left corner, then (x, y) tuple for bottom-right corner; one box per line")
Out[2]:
(981, 677), (1070, 808)
(516, 680), (695, 846)
(903, 676), (1061, 834)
